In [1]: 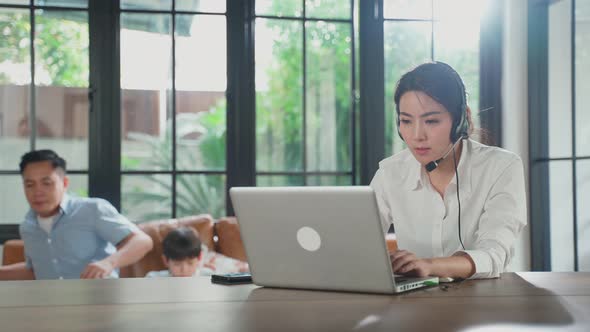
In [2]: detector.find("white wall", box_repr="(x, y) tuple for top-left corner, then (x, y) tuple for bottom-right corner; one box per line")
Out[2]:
(503, 0), (531, 272)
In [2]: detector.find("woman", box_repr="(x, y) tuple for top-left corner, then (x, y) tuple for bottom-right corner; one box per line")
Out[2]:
(370, 62), (526, 279)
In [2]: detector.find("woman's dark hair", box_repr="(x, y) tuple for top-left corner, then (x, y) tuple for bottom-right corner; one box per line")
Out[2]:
(19, 149), (67, 175)
(162, 227), (202, 261)
(394, 61), (471, 142)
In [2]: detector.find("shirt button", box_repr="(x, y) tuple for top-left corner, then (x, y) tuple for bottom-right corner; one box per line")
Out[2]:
(53, 259), (58, 263)
(47, 238), (52, 244)
(59, 276), (64, 280)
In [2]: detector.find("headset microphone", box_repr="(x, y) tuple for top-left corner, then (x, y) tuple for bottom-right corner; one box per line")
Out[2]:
(424, 136), (465, 173)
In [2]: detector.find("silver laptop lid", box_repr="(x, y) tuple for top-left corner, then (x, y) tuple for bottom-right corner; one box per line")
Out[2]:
(230, 186), (396, 294)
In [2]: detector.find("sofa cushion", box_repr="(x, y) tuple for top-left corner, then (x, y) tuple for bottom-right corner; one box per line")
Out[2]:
(214, 217), (247, 261)
(119, 214), (214, 278)
(2, 239), (25, 266)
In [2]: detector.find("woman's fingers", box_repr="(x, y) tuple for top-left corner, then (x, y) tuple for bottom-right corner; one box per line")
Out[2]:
(391, 252), (416, 272)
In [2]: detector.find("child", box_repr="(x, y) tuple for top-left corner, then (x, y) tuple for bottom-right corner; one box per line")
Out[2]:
(146, 227), (248, 278)
(146, 227), (204, 277)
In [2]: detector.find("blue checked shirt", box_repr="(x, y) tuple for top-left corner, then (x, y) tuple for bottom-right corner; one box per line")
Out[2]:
(19, 195), (139, 280)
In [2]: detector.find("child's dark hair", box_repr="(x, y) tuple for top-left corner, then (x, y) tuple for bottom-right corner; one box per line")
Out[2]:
(19, 149), (67, 175)
(162, 227), (202, 261)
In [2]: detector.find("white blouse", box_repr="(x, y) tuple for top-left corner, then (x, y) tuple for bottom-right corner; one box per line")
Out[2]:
(370, 139), (527, 279)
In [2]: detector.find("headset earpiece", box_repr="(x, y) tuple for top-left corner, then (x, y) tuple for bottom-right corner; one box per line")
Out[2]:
(444, 61), (468, 143)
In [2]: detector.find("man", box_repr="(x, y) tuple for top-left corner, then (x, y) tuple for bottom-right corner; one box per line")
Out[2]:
(0, 150), (153, 280)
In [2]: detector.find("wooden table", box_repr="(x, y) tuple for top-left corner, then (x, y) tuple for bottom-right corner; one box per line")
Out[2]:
(0, 272), (588, 331)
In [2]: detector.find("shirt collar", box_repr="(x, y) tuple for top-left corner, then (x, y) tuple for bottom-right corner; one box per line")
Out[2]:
(403, 139), (473, 197)
(403, 153), (423, 191)
(59, 194), (71, 215)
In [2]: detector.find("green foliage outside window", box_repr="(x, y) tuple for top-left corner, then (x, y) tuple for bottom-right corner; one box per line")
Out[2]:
(122, 105), (226, 221)
(0, 11), (88, 86)
(256, 1), (353, 179)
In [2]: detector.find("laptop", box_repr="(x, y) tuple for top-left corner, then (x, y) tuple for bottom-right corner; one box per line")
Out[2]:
(229, 186), (438, 294)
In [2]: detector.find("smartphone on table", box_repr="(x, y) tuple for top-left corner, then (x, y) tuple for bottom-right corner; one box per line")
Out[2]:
(211, 272), (253, 285)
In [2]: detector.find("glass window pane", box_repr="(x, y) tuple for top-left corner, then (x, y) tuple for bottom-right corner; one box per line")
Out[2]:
(306, 21), (352, 172)
(577, 0), (590, 18)
(256, 19), (303, 172)
(433, 0), (489, 21)
(0, 0), (29, 4)
(34, 10), (89, 87)
(0, 8), (31, 170)
(383, 21), (431, 156)
(575, 1), (590, 156)
(548, 0), (572, 158)
(433, 19), (480, 136)
(383, 0), (432, 20)
(176, 174), (225, 218)
(175, 15), (226, 171)
(176, 0), (225, 13)
(577, 160), (590, 271)
(549, 161), (575, 271)
(120, 13), (172, 171)
(0, 175), (27, 224)
(255, 0), (302, 17)
(34, 0), (87, 8)
(66, 173), (88, 198)
(306, 175), (351, 186)
(256, 175), (304, 186)
(305, 0), (350, 19)
(121, 174), (172, 222)
(121, 0), (171, 11)
(34, 10), (89, 170)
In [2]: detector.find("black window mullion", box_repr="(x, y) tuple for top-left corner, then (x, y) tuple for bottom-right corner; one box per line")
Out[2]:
(0, 225), (21, 243)
(302, 0), (307, 185)
(528, 0), (551, 271)
(350, 0), (357, 185)
(358, 0), (384, 185)
(29, 4), (36, 151)
(88, 0), (121, 209)
(571, 0), (578, 272)
(171, 0), (177, 218)
(226, 0), (256, 215)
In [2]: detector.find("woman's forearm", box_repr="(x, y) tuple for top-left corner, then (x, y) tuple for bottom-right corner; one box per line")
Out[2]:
(428, 253), (475, 279)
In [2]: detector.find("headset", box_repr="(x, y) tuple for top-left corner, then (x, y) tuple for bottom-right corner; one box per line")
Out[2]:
(395, 61), (469, 251)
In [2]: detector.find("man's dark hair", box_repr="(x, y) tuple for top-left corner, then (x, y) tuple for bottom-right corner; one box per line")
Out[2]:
(162, 227), (202, 261)
(19, 149), (67, 175)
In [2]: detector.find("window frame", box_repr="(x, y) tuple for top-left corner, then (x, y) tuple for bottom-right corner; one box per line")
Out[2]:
(528, 0), (585, 271)
(0, 0), (504, 244)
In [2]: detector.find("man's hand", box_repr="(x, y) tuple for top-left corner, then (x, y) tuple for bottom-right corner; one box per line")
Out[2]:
(390, 250), (433, 277)
(80, 259), (115, 279)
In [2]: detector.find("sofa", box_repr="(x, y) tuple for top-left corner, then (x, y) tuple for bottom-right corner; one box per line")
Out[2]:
(2, 215), (398, 278)
(1, 214), (247, 278)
